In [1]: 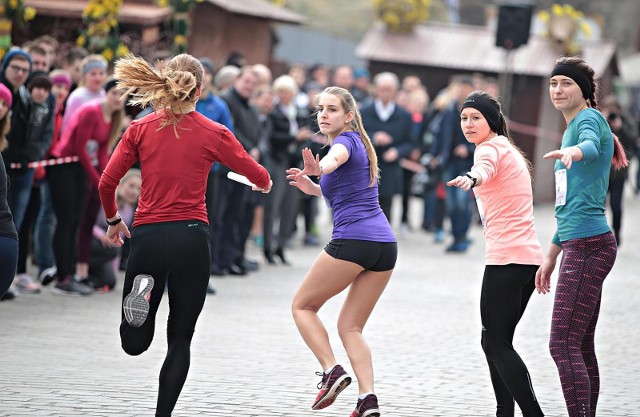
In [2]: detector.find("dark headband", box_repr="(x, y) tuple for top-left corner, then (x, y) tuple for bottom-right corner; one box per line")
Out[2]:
(551, 63), (591, 99)
(104, 78), (119, 93)
(460, 94), (500, 132)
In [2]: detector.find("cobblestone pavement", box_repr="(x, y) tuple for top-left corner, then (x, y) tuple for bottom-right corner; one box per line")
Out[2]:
(1, 193), (639, 417)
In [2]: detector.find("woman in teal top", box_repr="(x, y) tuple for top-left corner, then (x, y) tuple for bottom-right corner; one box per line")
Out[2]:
(536, 56), (628, 417)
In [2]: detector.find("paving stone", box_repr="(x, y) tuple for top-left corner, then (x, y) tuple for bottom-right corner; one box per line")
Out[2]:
(1, 192), (638, 416)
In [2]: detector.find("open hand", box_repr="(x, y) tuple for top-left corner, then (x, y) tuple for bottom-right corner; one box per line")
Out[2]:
(544, 149), (572, 169)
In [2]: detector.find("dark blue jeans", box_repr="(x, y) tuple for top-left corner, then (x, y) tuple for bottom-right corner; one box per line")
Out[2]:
(0, 236), (18, 296)
(34, 181), (56, 271)
(444, 169), (472, 242)
(7, 168), (35, 232)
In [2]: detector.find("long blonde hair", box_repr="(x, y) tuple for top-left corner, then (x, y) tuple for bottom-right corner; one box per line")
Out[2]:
(317, 86), (379, 186)
(114, 53), (203, 137)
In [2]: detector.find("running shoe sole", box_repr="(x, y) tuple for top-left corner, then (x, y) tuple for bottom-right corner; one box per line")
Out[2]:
(123, 274), (154, 328)
(311, 374), (352, 410)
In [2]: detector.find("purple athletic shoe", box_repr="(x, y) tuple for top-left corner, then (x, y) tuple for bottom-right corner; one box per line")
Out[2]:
(311, 364), (352, 410)
(350, 394), (380, 417)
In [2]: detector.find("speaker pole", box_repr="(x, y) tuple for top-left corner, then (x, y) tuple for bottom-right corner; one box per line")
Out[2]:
(499, 49), (515, 117)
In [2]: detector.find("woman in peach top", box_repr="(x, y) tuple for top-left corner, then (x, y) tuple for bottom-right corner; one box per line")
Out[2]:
(448, 91), (544, 417)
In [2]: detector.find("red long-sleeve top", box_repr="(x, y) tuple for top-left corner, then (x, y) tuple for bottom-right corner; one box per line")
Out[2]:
(51, 99), (111, 186)
(98, 110), (271, 227)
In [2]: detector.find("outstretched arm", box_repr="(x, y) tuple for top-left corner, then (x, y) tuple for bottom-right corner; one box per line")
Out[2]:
(288, 145), (349, 196)
(543, 146), (584, 169)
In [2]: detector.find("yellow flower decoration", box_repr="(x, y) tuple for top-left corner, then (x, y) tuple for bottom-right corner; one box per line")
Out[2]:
(2, 0), (36, 28)
(551, 4), (564, 15)
(579, 21), (592, 38)
(76, 35), (86, 47)
(23, 6), (36, 21)
(0, 19), (12, 32)
(116, 43), (129, 57)
(102, 48), (114, 62)
(373, 0), (431, 33)
(174, 34), (188, 45)
(80, 0), (128, 62)
(539, 3), (592, 54)
(537, 10), (549, 23)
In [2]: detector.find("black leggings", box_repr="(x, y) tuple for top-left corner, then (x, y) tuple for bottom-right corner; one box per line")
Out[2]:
(119, 220), (210, 417)
(480, 264), (544, 417)
(47, 163), (87, 281)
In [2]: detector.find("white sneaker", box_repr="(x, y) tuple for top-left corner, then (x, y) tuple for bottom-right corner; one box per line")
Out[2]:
(13, 274), (41, 294)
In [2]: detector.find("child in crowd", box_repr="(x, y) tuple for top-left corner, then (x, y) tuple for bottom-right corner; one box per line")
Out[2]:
(85, 169), (141, 292)
(11, 72), (54, 295)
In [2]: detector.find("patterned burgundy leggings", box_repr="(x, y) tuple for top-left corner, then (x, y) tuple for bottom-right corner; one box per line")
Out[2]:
(549, 232), (617, 417)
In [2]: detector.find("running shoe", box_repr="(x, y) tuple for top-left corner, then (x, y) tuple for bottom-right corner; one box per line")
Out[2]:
(350, 394), (380, 417)
(13, 274), (41, 294)
(38, 266), (57, 286)
(123, 274), (154, 327)
(311, 364), (352, 410)
(51, 277), (94, 296)
(78, 277), (111, 293)
(1, 286), (18, 300)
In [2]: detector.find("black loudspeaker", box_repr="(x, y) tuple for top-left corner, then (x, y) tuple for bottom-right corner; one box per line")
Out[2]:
(495, 4), (534, 50)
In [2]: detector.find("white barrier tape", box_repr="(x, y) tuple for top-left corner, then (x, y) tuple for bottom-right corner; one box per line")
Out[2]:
(9, 155), (80, 169)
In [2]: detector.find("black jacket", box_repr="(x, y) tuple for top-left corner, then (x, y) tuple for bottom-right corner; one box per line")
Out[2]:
(0, 81), (32, 165)
(360, 102), (415, 198)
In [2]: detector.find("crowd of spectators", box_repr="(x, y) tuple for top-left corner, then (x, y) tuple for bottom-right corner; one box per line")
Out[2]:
(2, 39), (637, 301)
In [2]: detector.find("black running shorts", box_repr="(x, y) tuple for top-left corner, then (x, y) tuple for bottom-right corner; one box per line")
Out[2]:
(324, 239), (397, 271)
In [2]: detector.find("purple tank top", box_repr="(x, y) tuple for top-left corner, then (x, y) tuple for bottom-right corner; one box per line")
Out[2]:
(319, 131), (396, 242)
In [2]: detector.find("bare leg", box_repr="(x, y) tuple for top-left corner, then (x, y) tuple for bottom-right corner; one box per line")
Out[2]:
(338, 269), (392, 393)
(292, 251), (364, 370)
(76, 262), (89, 278)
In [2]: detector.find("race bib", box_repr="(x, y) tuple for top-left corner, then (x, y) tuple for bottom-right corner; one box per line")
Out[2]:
(555, 169), (567, 206)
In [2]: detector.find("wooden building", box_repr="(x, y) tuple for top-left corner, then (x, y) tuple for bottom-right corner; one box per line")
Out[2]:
(20, 0), (304, 68)
(356, 23), (619, 202)
(189, 0), (304, 68)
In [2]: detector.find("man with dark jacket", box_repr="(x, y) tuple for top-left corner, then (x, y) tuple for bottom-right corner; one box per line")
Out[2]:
(431, 76), (475, 252)
(217, 65), (262, 275)
(0, 48), (33, 232)
(361, 72), (415, 225)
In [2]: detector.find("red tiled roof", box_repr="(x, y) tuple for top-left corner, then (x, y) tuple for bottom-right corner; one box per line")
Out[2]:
(204, 0), (304, 24)
(25, 0), (172, 25)
(356, 23), (617, 77)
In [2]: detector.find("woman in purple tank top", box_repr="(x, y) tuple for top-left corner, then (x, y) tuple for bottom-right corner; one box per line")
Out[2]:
(287, 87), (397, 417)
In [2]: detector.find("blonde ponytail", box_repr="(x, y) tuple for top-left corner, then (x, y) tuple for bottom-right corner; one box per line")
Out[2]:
(114, 53), (203, 137)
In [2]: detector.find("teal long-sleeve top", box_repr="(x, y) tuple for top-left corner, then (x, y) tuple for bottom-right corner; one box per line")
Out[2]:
(552, 108), (613, 246)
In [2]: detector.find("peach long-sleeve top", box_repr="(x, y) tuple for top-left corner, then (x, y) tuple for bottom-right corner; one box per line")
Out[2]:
(472, 136), (543, 266)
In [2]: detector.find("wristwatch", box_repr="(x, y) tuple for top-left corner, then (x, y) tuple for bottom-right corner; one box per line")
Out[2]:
(465, 173), (478, 188)
(106, 217), (122, 226)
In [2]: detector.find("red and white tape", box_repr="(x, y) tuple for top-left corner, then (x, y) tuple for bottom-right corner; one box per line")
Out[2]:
(9, 156), (80, 170)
